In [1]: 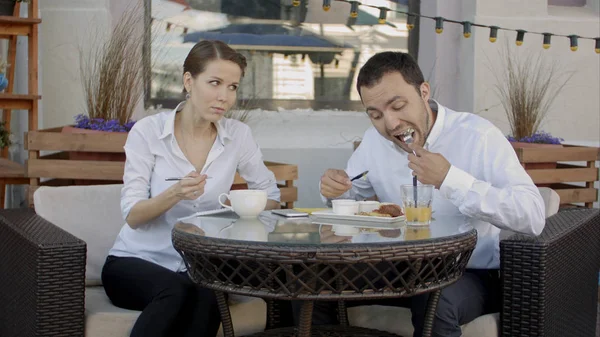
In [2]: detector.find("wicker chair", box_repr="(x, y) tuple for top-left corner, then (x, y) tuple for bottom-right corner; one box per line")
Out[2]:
(1, 208), (598, 337)
(0, 184), (266, 337)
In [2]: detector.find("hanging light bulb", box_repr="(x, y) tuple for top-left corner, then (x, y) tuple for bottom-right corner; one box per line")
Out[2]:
(349, 1), (359, 18)
(489, 26), (499, 42)
(292, 0), (300, 6)
(595, 38), (600, 54)
(322, 0), (331, 11)
(542, 33), (552, 49)
(568, 35), (579, 51)
(435, 17), (444, 34)
(378, 7), (387, 24)
(516, 30), (526, 46)
(406, 14), (416, 31)
(462, 21), (472, 38)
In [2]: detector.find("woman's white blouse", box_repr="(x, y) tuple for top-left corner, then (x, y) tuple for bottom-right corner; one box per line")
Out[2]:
(108, 102), (280, 272)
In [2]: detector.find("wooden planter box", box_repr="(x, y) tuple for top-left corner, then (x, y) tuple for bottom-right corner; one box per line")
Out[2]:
(513, 144), (599, 208)
(25, 127), (298, 208)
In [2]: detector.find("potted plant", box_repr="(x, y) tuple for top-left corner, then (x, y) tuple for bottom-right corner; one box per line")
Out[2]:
(61, 3), (146, 162)
(68, 3), (144, 134)
(490, 43), (573, 169)
(0, 121), (11, 150)
(491, 43), (573, 147)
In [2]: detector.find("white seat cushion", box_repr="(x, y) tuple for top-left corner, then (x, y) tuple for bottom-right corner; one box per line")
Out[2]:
(348, 305), (499, 337)
(33, 184), (125, 285)
(85, 287), (267, 337)
(461, 313), (500, 337)
(85, 287), (139, 337)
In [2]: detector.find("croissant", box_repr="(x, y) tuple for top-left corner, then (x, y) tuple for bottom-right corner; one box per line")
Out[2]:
(373, 204), (404, 217)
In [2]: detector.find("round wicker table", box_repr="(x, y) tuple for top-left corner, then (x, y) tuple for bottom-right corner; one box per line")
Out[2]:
(172, 212), (477, 337)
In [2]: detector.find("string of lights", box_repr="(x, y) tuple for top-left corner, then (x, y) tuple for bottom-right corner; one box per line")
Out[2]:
(304, 0), (600, 53)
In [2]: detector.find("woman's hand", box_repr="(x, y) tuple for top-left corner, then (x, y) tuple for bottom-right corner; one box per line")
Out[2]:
(173, 171), (208, 200)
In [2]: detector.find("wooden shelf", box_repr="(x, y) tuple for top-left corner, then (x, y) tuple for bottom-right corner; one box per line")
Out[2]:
(0, 16), (41, 24)
(1, 0), (40, 208)
(0, 94), (41, 110)
(0, 158), (25, 178)
(0, 16), (41, 37)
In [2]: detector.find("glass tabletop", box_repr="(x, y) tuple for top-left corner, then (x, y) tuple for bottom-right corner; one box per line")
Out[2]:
(174, 210), (474, 245)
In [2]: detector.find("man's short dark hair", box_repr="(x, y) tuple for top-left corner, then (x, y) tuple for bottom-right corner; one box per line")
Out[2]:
(356, 52), (425, 97)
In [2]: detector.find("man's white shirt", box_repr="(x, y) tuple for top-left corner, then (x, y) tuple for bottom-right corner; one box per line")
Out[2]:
(322, 100), (545, 269)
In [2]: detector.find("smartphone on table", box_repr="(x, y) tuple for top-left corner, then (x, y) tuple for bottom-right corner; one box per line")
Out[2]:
(271, 209), (310, 218)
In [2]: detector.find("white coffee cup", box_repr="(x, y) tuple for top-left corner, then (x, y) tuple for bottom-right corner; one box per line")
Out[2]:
(218, 189), (268, 218)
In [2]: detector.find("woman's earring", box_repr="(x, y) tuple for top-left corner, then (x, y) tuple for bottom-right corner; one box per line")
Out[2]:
(185, 92), (190, 100)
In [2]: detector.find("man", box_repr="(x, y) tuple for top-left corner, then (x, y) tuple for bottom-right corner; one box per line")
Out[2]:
(317, 51), (546, 337)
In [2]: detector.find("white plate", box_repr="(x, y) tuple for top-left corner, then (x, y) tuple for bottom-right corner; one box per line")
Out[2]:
(311, 209), (405, 224)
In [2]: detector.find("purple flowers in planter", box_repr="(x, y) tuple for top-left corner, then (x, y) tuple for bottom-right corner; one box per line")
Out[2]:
(74, 114), (135, 132)
(507, 131), (564, 145)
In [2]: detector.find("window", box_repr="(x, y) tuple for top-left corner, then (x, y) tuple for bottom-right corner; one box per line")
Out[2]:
(145, 0), (417, 110)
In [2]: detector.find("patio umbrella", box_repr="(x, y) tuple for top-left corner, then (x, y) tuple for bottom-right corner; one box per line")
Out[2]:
(182, 23), (352, 56)
(183, 23), (355, 98)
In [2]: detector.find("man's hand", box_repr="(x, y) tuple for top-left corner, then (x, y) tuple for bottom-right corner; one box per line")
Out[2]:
(407, 144), (451, 189)
(320, 169), (352, 198)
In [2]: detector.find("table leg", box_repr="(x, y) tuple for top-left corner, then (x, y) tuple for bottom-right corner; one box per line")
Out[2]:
(216, 291), (235, 337)
(297, 301), (314, 337)
(422, 289), (441, 337)
(336, 277), (349, 326)
(337, 300), (349, 327)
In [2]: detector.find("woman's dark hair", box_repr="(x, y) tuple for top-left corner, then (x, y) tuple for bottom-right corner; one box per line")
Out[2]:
(182, 40), (248, 93)
(356, 51), (425, 97)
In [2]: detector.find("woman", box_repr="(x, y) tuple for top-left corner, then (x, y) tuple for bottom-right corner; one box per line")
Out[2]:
(101, 40), (281, 337)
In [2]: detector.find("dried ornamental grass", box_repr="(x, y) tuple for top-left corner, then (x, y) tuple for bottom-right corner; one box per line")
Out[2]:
(490, 43), (573, 142)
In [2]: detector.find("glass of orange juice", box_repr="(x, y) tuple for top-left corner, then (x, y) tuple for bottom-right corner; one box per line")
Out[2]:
(400, 184), (434, 226)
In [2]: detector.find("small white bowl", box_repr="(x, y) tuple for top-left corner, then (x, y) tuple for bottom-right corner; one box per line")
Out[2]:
(358, 201), (380, 213)
(332, 199), (359, 215)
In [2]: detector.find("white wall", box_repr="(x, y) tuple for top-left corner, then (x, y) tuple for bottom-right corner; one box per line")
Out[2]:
(38, 0), (111, 129)
(417, 0), (477, 113)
